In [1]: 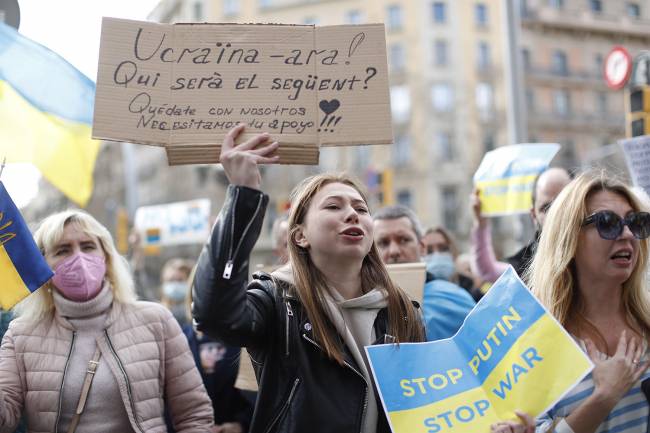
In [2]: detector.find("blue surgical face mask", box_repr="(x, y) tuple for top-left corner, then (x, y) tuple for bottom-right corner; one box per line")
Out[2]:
(162, 281), (188, 302)
(424, 252), (455, 281)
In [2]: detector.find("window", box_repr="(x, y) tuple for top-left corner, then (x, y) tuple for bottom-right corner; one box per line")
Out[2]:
(390, 85), (411, 123)
(193, 1), (204, 20)
(346, 10), (364, 24)
(397, 190), (413, 208)
(597, 92), (607, 113)
(589, 0), (602, 13)
(520, 0), (530, 17)
(521, 48), (531, 70)
(560, 139), (576, 167)
(303, 16), (319, 25)
(549, 0), (564, 9)
(476, 82), (494, 119)
(258, 0), (272, 9)
(431, 83), (454, 112)
(386, 5), (403, 31)
(627, 3), (641, 18)
(552, 50), (568, 75)
(594, 53), (604, 74)
(436, 132), (454, 161)
(223, 0), (239, 16)
(434, 40), (448, 67)
(393, 133), (412, 166)
(483, 135), (495, 152)
(475, 3), (488, 26)
(389, 43), (406, 72)
(477, 42), (491, 71)
(432, 2), (446, 23)
(442, 186), (458, 231)
(553, 89), (571, 115)
(526, 89), (535, 112)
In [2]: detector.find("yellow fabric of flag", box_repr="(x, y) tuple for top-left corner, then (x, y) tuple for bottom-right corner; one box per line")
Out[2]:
(0, 81), (100, 207)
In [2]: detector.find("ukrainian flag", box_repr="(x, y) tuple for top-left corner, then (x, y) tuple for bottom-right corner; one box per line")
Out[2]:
(0, 22), (100, 207)
(0, 181), (53, 309)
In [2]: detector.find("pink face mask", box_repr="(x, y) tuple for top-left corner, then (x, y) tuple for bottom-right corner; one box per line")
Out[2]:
(52, 252), (106, 302)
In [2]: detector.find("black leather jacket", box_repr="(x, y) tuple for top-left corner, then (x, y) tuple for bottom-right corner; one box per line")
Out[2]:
(192, 185), (405, 433)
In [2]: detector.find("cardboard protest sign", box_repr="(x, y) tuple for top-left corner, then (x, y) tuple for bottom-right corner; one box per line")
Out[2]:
(620, 136), (650, 195)
(134, 199), (210, 247)
(474, 144), (560, 216)
(93, 18), (392, 165)
(386, 262), (426, 303)
(366, 267), (592, 433)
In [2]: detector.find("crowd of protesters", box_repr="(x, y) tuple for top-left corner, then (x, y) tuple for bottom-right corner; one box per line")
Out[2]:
(0, 124), (649, 432)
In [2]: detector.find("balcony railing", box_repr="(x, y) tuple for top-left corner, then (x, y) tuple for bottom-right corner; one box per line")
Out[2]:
(528, 110), (625, 132)
(521, 7), (650, 38)
(524, 66), (606, 88)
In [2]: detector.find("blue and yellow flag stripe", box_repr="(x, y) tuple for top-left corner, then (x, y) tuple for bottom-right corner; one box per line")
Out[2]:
(0, 22), (94, 124)
(0, 182), (53, 309)
(0, 22), (99, 207)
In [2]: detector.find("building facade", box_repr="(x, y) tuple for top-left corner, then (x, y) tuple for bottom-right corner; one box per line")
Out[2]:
(520, 0), (650, 170)
(190, 0), (511, 246)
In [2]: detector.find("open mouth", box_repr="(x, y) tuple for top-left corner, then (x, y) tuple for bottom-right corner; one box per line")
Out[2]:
(341, 227), (364, 238)
(611, 251), (632, 261)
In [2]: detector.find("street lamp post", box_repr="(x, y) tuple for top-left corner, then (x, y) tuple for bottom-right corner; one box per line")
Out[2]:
(502, 0), (527, 145)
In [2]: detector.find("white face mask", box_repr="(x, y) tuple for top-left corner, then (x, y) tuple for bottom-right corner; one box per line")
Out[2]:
(423, 252), (455, 281)
(162, 281), (188, 302)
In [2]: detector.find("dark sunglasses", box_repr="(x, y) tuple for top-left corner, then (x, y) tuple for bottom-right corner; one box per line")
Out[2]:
(583, 210), (650, 240)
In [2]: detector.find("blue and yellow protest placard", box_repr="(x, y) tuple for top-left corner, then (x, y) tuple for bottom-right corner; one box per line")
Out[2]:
(0, 181), (53, 309)
(474, 144), (560, 216)
(366, 267), (592, 433)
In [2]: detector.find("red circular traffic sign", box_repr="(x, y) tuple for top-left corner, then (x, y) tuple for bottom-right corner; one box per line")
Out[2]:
(604, 46), (632, 90)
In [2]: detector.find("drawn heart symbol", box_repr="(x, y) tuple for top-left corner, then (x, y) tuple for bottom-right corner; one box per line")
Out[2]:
(319, 99), (340, 115)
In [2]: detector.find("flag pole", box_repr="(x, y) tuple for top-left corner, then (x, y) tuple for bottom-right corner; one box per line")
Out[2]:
(0, 157), (6, 180)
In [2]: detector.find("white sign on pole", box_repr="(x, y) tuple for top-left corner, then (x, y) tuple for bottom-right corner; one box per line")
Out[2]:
(604, 46), (632, 90)
(134, 199), (211, 246)
(620, 136), (650, 195)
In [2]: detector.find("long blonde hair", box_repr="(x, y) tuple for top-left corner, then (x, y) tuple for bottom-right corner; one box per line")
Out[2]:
(529, 171), (650, 352)
(14, 210), (137, 322)
(285, 173), (425, 364)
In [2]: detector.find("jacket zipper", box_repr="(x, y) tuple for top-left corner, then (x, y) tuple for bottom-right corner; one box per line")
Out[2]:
(223, 189), (264, 279)
(301, 333), (370, 430)
(104, 330), (145, 433)
(54, 331), (76, 433)
(263, 377), (300, 433)
(285, 301), (293, 356)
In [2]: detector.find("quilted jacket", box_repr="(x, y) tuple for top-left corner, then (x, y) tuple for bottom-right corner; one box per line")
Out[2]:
(0, 300), (213, 433)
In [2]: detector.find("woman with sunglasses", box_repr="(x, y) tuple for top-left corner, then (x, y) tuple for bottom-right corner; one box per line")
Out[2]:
(492, 171), (650, 433)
